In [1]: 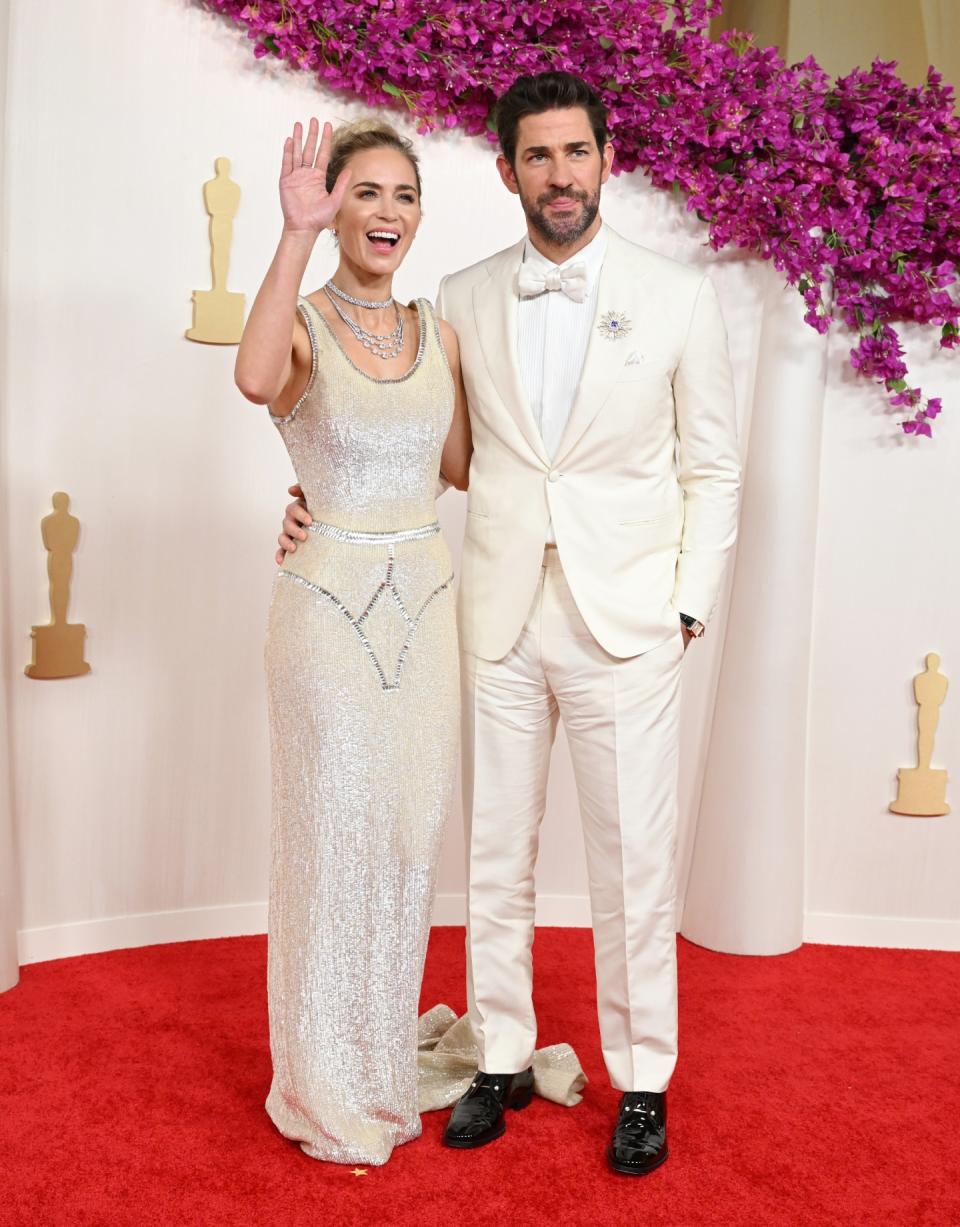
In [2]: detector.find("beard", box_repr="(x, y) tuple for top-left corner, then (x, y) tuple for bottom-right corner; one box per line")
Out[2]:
(520, 181), (601, 248)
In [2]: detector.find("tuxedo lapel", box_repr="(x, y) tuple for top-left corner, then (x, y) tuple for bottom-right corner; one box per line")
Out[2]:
(472, 242), (550, 466)
(554, 230), (647, 465)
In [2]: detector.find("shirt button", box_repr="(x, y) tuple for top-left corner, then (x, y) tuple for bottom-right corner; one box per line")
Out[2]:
(547, 470), (561, 482)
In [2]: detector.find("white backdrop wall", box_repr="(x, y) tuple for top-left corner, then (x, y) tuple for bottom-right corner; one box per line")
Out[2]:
(2, 1), (958, 966)
(0, 0), (20, 993)
(805, 332), (960, 948)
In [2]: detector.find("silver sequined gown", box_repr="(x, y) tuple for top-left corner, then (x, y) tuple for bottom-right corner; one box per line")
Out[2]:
(264, 296), (459, 1166)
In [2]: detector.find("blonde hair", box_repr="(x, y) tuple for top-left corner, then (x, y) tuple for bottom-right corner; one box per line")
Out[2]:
(326, 118), (423, 200)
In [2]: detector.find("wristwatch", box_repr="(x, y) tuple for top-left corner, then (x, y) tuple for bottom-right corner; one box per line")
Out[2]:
(679, 613), (705, 639)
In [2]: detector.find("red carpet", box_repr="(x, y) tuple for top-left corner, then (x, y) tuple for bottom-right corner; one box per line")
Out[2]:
(1, 929), (958, 1227)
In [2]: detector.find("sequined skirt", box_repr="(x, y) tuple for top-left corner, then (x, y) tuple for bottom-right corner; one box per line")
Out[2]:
(264, 522), (459, 1165)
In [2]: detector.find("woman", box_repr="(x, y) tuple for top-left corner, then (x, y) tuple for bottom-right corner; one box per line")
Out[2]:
(235, 117), (471, 1166)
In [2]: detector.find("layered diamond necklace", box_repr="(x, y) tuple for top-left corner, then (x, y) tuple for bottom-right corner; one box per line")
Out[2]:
(323, 279), (404, 361)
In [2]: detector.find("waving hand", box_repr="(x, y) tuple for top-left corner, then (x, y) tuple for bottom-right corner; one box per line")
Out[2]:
(279, 118), (351, 236)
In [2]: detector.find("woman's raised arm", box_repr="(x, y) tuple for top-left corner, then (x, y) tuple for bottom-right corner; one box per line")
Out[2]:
(234, 119), (350, 412)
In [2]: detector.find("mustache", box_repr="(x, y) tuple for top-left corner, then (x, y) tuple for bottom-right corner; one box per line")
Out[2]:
(535, 187), (590, 207)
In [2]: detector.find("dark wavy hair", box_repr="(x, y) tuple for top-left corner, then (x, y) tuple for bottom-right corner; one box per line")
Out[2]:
(495, 72), (608, 166)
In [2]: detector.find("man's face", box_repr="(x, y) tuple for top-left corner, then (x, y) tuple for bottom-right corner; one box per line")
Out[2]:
(497, 107), (614, 249)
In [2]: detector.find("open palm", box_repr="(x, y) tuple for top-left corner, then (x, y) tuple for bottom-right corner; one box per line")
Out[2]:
(279, 118), (351, 235)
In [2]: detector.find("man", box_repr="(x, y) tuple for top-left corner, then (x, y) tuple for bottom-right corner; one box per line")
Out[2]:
(279, 72), (740, 1175)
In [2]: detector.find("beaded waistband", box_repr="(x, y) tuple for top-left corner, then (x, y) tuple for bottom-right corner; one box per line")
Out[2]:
(306, 519), (441, 544)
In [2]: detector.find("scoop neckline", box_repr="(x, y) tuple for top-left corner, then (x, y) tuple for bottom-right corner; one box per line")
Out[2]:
(303, 294), (428, 385)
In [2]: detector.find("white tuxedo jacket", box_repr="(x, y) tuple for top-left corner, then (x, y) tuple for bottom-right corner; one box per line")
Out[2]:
(437, 226), (741, 661)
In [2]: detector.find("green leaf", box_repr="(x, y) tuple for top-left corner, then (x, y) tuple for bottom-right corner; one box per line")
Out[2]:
(712, 157), (735, 174)
(598, 35), (614, 49)
(943, 322), (959, 337)
(262, 34), (279, 55)
(888, 379), (907, 392)
(657, 93), (675, 107)
(382, 81), (405, 98)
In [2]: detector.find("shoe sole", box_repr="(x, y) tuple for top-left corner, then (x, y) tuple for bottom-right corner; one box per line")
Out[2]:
(441, 1119), (506, 1149)
(606, 1145), (669, 1176)
(441, 1088), (533, 1150)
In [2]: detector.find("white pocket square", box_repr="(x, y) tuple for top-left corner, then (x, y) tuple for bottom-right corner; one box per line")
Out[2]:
(625, 350), (647, 365)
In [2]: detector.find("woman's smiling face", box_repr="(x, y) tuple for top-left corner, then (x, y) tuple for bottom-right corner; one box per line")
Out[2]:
(333, 146), (422, 277)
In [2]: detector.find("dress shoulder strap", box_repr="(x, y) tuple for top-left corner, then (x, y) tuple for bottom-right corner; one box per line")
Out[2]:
(268, 296), (322, 426)
(296, 294), (328, 342)
(413, 297), (444, 359)
(412, 297), (455, 396)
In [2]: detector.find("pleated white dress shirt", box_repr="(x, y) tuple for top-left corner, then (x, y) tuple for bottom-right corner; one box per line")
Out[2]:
(517, 225), (608, 543)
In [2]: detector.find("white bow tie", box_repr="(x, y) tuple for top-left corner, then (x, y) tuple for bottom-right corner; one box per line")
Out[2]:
(517, 261), (589, 304)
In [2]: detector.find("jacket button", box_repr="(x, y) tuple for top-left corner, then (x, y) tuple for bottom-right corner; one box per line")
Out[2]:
(547, 470), (561, 482)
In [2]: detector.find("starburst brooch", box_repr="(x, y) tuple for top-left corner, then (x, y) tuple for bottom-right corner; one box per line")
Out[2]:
(597, 310), (632, 341)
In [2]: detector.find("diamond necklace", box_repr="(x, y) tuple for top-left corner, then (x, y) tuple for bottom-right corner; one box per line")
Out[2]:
(323, 286), (405, 361)
(324, 279), (394, 310)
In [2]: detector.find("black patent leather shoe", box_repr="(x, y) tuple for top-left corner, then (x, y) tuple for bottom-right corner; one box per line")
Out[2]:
(606, 1091), (668, 1176)
(442, 1067), (535, 1149)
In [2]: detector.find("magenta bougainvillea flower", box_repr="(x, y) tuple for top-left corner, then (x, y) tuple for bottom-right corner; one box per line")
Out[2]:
(205, 0), (960, 436)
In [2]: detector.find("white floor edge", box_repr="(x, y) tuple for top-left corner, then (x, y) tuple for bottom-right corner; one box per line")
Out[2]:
(15, 899), (960, 964)
(802, 910), (960, 951)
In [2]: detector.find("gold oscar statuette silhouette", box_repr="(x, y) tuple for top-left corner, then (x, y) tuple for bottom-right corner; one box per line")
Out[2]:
(890, 653), (950, 816)
(25, 492), (91, 680)
(186, 157), (244, 344)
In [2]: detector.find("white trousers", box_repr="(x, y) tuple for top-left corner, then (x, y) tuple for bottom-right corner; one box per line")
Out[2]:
(461, 547), (684, 1093)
